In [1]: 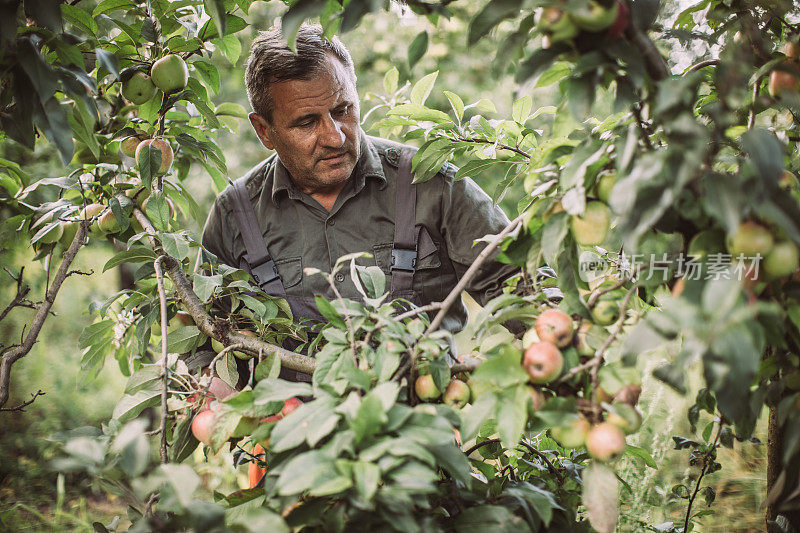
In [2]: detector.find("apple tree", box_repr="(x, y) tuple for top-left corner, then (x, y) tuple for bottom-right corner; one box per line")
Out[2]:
(2, 0), (800, 531)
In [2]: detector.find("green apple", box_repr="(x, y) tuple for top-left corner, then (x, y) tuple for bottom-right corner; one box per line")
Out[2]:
(606, 403), (642, 434)
(59, 220), (79, 247)
(595, 172), (616, 203)
(122, 71), (157, 105)
(570, 201), (611, 246)
(443, 379), (471, 408)
(728, 221), (774, 257)
(150, 54), (189, 94)
(536, 7), (579, 43)
(591, 299), (620, 326)
(688, 229), (726, 260)
(120, 135), (148, 158)
(764, 241), (800, 277)
(551, 416), (590, 448)
(415, 374), (441, 401)
(36, 218), (64, 244)
(569, 0), (619, 32)
(97, 210), (122, 234)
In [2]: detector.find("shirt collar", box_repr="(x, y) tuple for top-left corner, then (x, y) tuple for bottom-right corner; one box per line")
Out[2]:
(270, 129), (387, 206)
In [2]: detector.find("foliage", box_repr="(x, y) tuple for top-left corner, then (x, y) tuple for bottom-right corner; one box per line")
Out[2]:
(3, 0), (800, 531)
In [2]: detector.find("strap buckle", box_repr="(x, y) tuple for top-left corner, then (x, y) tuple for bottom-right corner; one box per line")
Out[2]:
(391, 248), (417, 273)
(249, 257), (280, 286)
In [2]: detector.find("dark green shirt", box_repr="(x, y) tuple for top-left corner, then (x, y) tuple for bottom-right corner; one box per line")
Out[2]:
(201, 132), (518, 332)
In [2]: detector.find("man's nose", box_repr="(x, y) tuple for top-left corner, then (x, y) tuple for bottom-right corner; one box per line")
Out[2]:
(320, 115), (346, 147)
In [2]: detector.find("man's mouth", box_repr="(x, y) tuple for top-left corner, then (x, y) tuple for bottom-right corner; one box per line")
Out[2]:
(320, 152), (349, 164)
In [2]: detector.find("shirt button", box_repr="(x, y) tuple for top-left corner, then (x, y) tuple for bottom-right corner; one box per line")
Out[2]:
(327, 219), (335, 226)
(335, 273), (345, 283)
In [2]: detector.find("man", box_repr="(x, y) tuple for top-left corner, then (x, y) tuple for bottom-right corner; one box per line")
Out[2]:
(201, 24), (520, 346)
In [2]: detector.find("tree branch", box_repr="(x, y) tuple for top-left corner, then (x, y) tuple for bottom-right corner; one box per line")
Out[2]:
(0, 267), (31, 323)
(0, 389), (45, 412)
(154, 256), (170, 463)
(626, 23), (669, 81)
(0, 221), (89, 409)
(131, 209), (316, 376)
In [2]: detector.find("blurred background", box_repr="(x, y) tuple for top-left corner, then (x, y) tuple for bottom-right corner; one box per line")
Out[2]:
(0, 1), (766, 530)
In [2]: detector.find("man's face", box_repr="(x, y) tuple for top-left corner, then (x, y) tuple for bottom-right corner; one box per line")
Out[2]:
(249, 55), (361, 195)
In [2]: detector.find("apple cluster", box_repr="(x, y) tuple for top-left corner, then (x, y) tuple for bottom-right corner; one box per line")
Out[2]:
(521, 308), (642, 461)
(536, 0), (630, 48)
(414, 374), (472, 408)
(120, 54), (189, 105)
(769, 41), (800, 98)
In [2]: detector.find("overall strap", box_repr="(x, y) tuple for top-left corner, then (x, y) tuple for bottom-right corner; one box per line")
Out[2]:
(229, 179), (286, 298)
(390, 150), (418, 295)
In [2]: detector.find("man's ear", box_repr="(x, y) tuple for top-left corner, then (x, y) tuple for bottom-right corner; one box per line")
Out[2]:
(249, 113), (275, 150)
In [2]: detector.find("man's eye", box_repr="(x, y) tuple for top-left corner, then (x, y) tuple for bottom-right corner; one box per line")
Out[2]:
(334, 106), (350, 116)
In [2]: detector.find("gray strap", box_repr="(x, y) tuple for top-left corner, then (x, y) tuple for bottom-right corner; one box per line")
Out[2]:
(229, 180), (286, 297)
(390, 151), (418, 296)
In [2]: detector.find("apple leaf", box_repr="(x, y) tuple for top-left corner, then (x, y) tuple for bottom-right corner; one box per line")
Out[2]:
(582, 462), (619, 533)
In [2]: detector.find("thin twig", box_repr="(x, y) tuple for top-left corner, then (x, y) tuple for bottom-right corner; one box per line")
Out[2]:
(0, 221), (89, 409)
(748, 77), (760, 130)
(454, 136), (530, 159)
(425, 212), (526, 336)
(464, 438), (501, 457)
(0, 389), (45, 412)
(154, 256), (169, 463)
(631, 103), (654, 151)
(518, 438), (563, 484)
(586, 276), (631, 308)
(201, 344), (245, 400)
(394, 302), (443, 322)
(685, 59), (719, 74)
(683, 422), (723, 532)
(0, 268), (31, 323)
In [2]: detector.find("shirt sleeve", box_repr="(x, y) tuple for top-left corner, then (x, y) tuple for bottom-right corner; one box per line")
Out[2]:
(439, 173), (520, 306)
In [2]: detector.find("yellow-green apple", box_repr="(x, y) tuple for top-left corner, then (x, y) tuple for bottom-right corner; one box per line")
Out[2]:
(443, 379), (471, 408)
(570, 201), (611, 246)
(551, 416), (590, 448)
(415, 374), (441, 401)
(569, 0), (619, 32)
(764, 241), (800, 277)
(585, 422), (626, 460)
(122, 71), (157, 104)
(150, 54), (189, 94)
(728, 221), (774, 257)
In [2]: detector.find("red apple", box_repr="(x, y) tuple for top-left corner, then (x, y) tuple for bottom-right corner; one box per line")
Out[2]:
(769, 66), (800, 98)
(585, 422), (626, 460)
(523, 342), (564, 384)
(191, 409), (215, 446)
(281, 397), (302, 416)
(605, 0), (630, 40)
(535, 309), (574, 348)
(614, 384), (642, 406)
(135, 138), (173, 174)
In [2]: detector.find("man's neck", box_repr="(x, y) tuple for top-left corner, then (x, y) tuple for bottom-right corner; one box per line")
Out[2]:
(302, 180), (349, 212)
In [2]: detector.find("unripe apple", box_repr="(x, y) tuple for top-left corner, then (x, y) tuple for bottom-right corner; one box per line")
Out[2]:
(523, 342), (564, 384)
(174, 310), (194, 327)
(191, 409), (215, 446)
(521, 327), (540, 350)
(575, 322), (595, 357)
(614, 383), (642, 406)
(135, 138), (173, 174)
(122, 71), (157, 105)
(535, 309), (574, 348)
(36, 219), (64, 244)
(415, 374), (441, 401)
(124, 178), (150, 207)
(780, 170), (799, 190)
(595, 172), (616, 203)
(550, 416), (590, 448)
(605, 0), (630, 40)
(120, 135), (148, 158)
(591, 299), (620, 326)
(606, 404), (642, 434)
(569, 0), (619, 32)
(570, 201), (611, 246)
(59, 220), (79, 247)
(528, 387), (546, 416)
(764, 241), (800, 278)
(688, 229), (726, 260)
(150, 54), (189, 94)
(78, 203), (105, 221)
(443, 379), (471, 408)
(586, 422), (626, 460)
(728, 221), (774, 257)
(542, 200), (564, 223)
(536, 7), (579, 43)
(769, 66), (800, 98)
(97, 210), (121, 234)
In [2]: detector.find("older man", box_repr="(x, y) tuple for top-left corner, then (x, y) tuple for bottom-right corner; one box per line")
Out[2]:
(202, 24), (520, 342)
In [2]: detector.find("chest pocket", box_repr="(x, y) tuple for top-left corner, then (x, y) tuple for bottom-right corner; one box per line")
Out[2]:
(274, 257), (303, 289)
(372, 225), (441, 274)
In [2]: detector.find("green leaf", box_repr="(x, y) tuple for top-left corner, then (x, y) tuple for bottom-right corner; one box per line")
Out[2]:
(214, 102), (248, 118)
(387, 103), (451, 123)
(453, 505), (518, 532)
(78, 320), (116, 349)
(467, 0), (522, 45)
(112, 390), (161, 422)
(410, 71), (438, 106)
(583, 462), (620, 533)
(408, 31), (428, 69)
(624, 445), (657, 468)
(103, 247), (157, 272)
(443, 91), (464, 123)
(282, 0), (326, 50)
(252, 378), (312, 404)
(496, 386), (528, 449)
(61, 4), (97, 36)
(516, 43), (571, 83)
(383, 67), (399, 94)
(352, 461), (380, 501)
(215, 352), (239, 388)
(95, 49), (120, 80)
(535, 61), (571, 88)
(193, 273), (223, 302)
(212, 34), (241, 65)
(160, 232), (190, 260)
(512, 95), (532, 124)
(275, 450), (331, 495)
(353, 394), (387, 444)
(254, 353), (281, 381)
(203, 0), (227, 39)
(160, 464), (200, 507)
(167, 326), (203, 353)
(315, 296), (346, 328)
(93, 0), (137, 17)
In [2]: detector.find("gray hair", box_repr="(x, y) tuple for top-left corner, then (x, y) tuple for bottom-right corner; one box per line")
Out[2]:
(245, 24), (356, 122)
